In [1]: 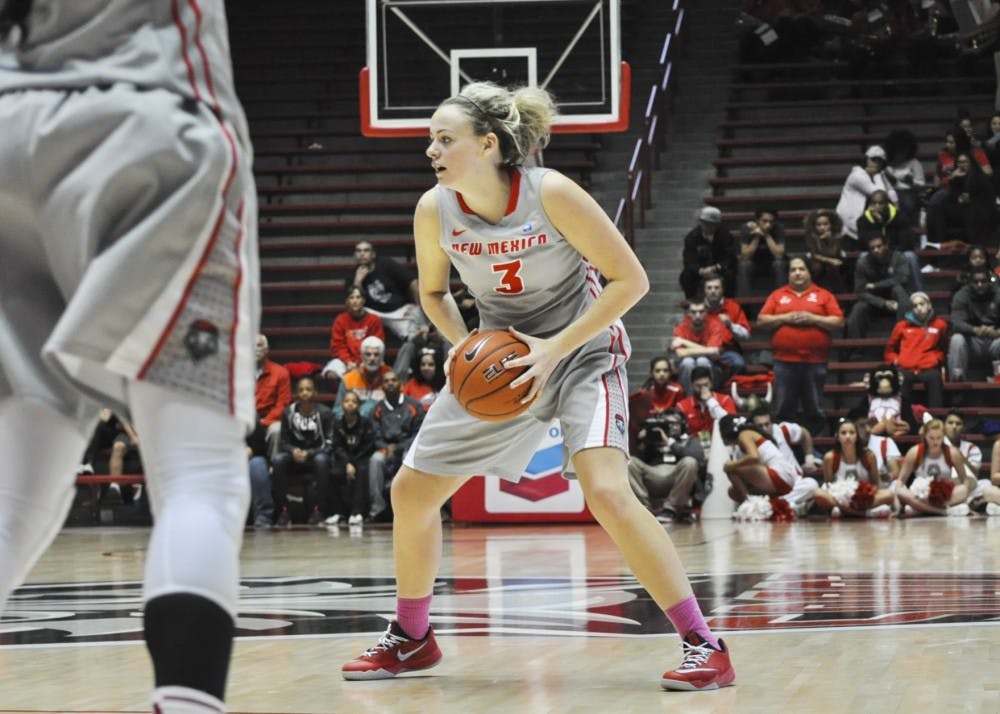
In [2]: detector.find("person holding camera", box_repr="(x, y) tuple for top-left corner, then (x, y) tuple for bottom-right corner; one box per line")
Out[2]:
(627, 409), (705, 524)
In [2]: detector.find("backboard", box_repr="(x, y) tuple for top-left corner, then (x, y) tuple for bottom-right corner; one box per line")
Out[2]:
(361, 0), (629, 137)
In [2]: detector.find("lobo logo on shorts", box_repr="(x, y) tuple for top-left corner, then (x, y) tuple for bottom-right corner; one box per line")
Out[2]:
(183, 319), (220, 362)
(485, 421), (584, 513)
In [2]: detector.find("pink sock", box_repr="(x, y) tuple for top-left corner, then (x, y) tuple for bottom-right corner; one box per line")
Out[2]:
(666, 595), (719, 649)
(396, 595), (432, 640)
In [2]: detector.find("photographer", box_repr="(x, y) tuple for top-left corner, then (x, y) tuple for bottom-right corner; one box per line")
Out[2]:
(627, 409), (705, 524)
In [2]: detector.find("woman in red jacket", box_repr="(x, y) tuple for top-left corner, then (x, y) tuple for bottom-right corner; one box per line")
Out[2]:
(884, 291), (948, 409)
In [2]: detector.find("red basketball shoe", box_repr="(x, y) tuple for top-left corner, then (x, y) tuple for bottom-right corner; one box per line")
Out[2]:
(342, 621), (442, 680)
(660, 632), (735, 691)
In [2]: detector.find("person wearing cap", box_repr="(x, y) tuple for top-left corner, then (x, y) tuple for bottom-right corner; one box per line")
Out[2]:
(884, 291), (949, 409)
(835, 145), (898, 242)
(679, 206), (736, 300)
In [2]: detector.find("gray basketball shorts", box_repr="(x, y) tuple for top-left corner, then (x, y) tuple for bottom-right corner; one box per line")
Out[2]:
(0, 83), (259, 426)
(404, 339), (630, 480)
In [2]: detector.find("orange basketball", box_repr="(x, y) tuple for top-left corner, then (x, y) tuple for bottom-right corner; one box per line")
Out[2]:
(449, 330), (533, 422)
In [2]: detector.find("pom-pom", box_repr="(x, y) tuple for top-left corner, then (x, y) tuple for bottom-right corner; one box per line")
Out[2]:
(928, 478), (955, 508)
(849, 481), (877, 512)
(734, 495), (773, 521)
(824, 478), (859, 508)
(769, 497), (795, 522)
(909, 475), (931, 500)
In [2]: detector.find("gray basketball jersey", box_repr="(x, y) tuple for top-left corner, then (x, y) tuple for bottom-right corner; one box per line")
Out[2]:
(0, 0), (249, 145)
(439, 166), (605, 338)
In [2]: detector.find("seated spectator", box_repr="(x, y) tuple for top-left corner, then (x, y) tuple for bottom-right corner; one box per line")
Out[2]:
(246, 421), (273, 528)
(451, 284), (480, 331)
(272, 377), (335, 526)
(845, 233), (911, 349)
(836, 145), (898, 243)
(322, 286), (385, 383)
(952, 245), (999, 293)
(677, 366), (737, 442)
(255, 334), (292, 459)
(718, 414), (796, 504)
(368, 371), (424, 522)
(933, 127), (993, 189)
(748, 403), (820, 478)
(855, 416), (901, 485)
(336, 336), (391, 417)
(812, 419), (895, 517)
(803, 208), (847, 294)
(884, 129), (926, 224)
(885, 291), (948, 409)
(958, 111), (984, 151)
(403, 350), (446, 411)
(679, 206), (736, 299)
(628, 356), (685, 454)
(406, 325), (448, 382)
(327, 390), (377, 528)
(670, 298), (744, 392)
(855, 189), (922, 291)
(984, 113), (1000, 193)
(895, 419), (973, 517)
(757, 256), (844, 436)
(627, 408), (704, 524)
(927, 152), (997, 247)
(702, 275), (751, 346)
(947, 266), (1000, 381)
(943, 410), (983, 482)
(352, 240), (426, 375)
(80, 408), (144, 504)
(736, 207), (786, 297)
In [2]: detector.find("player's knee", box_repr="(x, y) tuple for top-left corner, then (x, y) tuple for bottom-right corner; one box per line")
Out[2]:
(583, 480), (632, 521)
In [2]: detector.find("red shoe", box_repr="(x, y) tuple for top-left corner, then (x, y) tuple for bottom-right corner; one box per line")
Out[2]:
(661, 631), (735, 691)
(342, 621), (442, 680)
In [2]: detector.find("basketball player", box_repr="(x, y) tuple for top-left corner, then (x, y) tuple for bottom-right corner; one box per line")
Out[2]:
(0, 3), (257, 713)
(341, 82), (735, 691)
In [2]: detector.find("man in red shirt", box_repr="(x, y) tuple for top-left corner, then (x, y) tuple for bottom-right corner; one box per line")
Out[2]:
(671, 298), (745, 393)
(255, 334), (292, 457)
(322, 286), (386, 383)
(757, 256), (844, 436)
(703, 276), (750, 345)
(884, 291), (948, 409)
(677, 366), (737, 440)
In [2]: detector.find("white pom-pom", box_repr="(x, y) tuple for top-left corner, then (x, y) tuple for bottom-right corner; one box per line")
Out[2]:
(909, 475), (931, 500)
(734, 495), (773, 521)
(824, 478), (859, 508)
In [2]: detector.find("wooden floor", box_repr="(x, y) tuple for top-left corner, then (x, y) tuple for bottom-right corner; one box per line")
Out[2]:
(2, 517), (999, 713)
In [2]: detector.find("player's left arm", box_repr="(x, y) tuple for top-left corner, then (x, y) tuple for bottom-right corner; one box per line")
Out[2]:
(507, 171), (649, 402)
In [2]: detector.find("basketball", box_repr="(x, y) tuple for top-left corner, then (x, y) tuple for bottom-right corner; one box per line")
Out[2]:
(449, 330), (533, 422)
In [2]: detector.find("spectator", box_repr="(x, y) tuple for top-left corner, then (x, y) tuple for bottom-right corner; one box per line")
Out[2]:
(927, 151), (998, 247)
(322, 286), (385, 383)
(952, 245), (999, 293)
(353, 240), (426, 375)
(748, 403), (821, 478)
(718, 414), (797, 503)
(855, 416), (902, 485)
(736, 207), (786, 297)
(451, 284), (481, 331)
(80, 409), (144, 504)
(403, 350), (446, 411)
(702, 275), (751, 346)
(246, 421), (273, 528)
(628, 356), (685, 455)
(406, 325), (449, 382)
(845, 233), (911, 349)
(813, 419), (895, 517)
(984, 113), (1000, 192)
(942, 409), (983, 482)
(677, 366), (737, 441)
(885, 291), (948, 409)
(836, 145), (898, 243)
(368, 371), (424, 522)
(670, 298), (744, 392)
(855, 189), (922, 292)
(948, 266), (1000, 381)
(272, 377), (335, 527)
(336, 335), (391, 417)
(895, 418), (973, 517)
(757, 256), (844, 435)
(958, 111), (984, 150)
(627, 408), (704, 524)
(679, 206), (736, 299)
(327, 390), (377, 528)
(884, 129), (926, 223)
(803, 208), (847, 294)
(255, 334), (292, 459)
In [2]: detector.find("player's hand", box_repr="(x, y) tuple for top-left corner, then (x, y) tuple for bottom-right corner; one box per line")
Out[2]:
(504, 327), (563, 405)
(444, 328), (476, 387)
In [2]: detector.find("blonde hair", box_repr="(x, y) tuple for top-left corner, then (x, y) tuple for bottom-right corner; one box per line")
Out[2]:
(442, 81), (558, 166)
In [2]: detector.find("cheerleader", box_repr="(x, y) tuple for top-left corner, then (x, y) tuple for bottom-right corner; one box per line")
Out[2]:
(895, 419), (973, 516)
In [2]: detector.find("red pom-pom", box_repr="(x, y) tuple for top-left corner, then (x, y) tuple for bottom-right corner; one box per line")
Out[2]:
(928, 479), (955, 508)
(849, 481), (877, 512)
(769, 498), (795, 522)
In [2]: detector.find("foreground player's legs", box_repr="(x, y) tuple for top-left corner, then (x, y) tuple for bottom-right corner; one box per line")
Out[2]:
(342, 466), (469, 680)
(128, 380), (250, 713)
(0, 398), (88, 610)
(573, 447), (734, 691)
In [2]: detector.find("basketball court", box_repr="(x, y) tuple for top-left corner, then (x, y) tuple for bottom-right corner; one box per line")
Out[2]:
(2, 517), (998, 712)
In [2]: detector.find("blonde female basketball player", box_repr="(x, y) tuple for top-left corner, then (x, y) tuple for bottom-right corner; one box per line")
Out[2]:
(341, 82), (734, 691)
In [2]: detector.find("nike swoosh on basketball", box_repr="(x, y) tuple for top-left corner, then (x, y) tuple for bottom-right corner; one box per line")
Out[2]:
(464, 335), (492, 361)
(397, 641), (428, 661)
(451, 228), (467, 236)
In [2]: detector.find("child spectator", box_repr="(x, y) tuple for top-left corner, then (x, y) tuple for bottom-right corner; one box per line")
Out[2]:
(327, 390), (377, 527)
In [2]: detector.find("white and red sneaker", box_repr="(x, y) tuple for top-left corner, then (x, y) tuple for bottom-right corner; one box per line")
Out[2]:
(661, 632), (735, 691)
(342, 621), (442, 680)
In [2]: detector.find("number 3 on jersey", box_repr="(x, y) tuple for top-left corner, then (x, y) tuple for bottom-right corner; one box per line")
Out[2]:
(492, 259), (524, 294)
